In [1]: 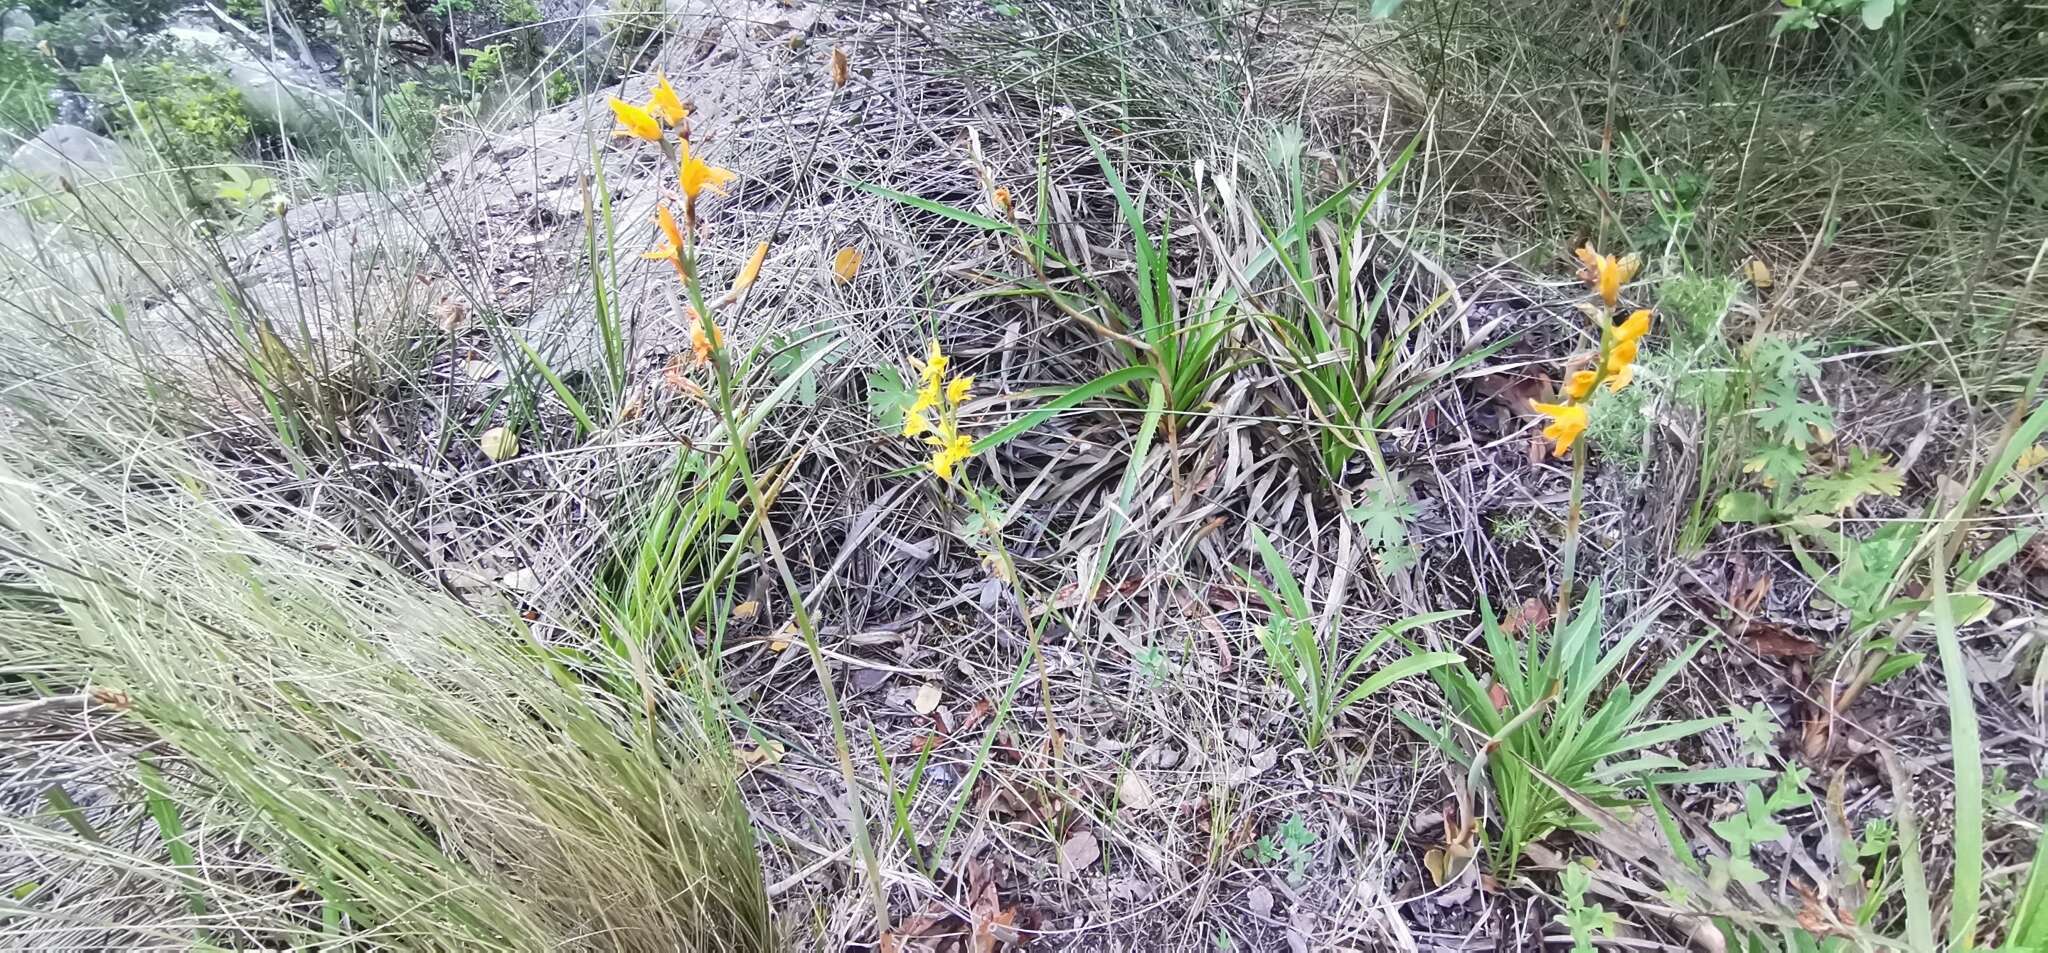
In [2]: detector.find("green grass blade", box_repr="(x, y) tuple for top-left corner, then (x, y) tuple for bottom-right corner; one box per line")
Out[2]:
(1929, 539), (1983, 948)
(514, 335), (597, 436)
(970, 366), (1156, 455)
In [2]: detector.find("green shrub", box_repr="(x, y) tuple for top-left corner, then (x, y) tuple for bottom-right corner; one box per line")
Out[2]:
(0, 45), (56, 135)
(78, 55), (253, 168)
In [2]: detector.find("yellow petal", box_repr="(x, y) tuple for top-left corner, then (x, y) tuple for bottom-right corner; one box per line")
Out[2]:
(678, 141), (737, 200)
(903, 411), (929, 438)
(832, 246), (862, 284)
(1530, 400), (1587, 459)
(656, 205), (684, 249)
(946, 375), (972, 404)
(608, 97), (662, 142)
(1573, 243), (1602, 279)
(733, 241), (769, 292)
(1597, 259), (1622, 307)
(1563, 370), (1597, 402)
(1606, 338), (1640, 375)
(1616, 309), (1652, 343)
(648, 72), (690, 127)
(1604, 362), (1634, 393)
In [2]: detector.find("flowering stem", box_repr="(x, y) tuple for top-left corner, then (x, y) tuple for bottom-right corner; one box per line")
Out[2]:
(679, 234), (892, 938)
(1555, 440), (1589, 623)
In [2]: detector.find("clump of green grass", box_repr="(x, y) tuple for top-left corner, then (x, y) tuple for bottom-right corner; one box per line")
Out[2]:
(0, 415), (773, 950)
(1237, 526), (1462, 749)
(1399, 592), (1730, 874)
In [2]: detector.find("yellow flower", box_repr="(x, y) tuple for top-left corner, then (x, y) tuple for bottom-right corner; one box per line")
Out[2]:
(678, 141), (736, 202)
(1604, 361), (1634, 394)
(1604, 337), (1640, 393)
(689, 309), (720, 366)
(1615, 309), (1652, 344)
(642, 205), (684, 274)
(1574, 244), (1640, 308)
(648, 71), (690, 127)
(1531, 400), (1588, 458)
(946, 375), (972, 405)
(927, 430), (974, 481)
(915, 339), (948, 391)
(1563, 370), (1597, 402)
(609, 97), (663, 142)
(903, 384), (938, 437)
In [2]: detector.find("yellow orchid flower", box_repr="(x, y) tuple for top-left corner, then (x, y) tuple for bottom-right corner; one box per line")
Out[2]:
(642, 205), (684, 275)
(915, 339), (948, 391)
(903, 384), (938, 437)
(1604, 338), (1640, 393)
(1615, 309), (1652, 344)
(1574, 244), (1640, 308)
(678, 141), (736, 202)
(1531, 400), (1588, 458)
(946, 375), (972, 404)
(609, 97), (663, 143)
(689, 310), (720, 366)
(648, 72), (690, 127)
(1563, 370), (1597, 402)
(927, 430), (974, 481)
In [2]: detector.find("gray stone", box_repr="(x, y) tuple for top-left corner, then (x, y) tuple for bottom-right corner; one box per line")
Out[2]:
(7, 124), (127, 185)
(1, 7), (33, 45)
(47, 89), (99, 129)
(225, 60), (347, 136)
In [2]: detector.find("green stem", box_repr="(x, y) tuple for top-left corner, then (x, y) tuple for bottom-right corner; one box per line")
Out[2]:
(681, 240), (891, 938)
(1556, 445), (1589, 623)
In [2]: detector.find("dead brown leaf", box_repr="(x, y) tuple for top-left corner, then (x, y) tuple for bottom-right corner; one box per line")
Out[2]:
(967, 859), (1019, 953)
(1058, 829), (1100, 876)
(1500, 598), (1550, 636)
(1743, 621), (1821, 659)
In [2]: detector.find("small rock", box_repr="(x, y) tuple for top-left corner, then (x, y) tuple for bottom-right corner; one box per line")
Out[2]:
(8, 124), (127, 185)
(1247, 885), (1274, 918)
(1, 7), (33, 45)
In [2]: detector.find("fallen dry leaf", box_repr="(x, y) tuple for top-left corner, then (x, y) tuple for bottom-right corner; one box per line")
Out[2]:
(736, 739), (784, 768)
(733, 241), (768, 293)
(967, 859), (1019, 953)
(1058, 829), (1101, 875)
(1743, 621), (1822, 659)
(1500, 597), (1550, 636)
(732, 599), (760, 621)
(1117, 770), (1156, 810)
(1247, 884), (1274, 918)
(1745, 258), (1774, 289)
(912, 682), (944, 715)
(479, 426), (519, 461)
(832, 246), (862, 284)
(828, 47), (849, 88)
